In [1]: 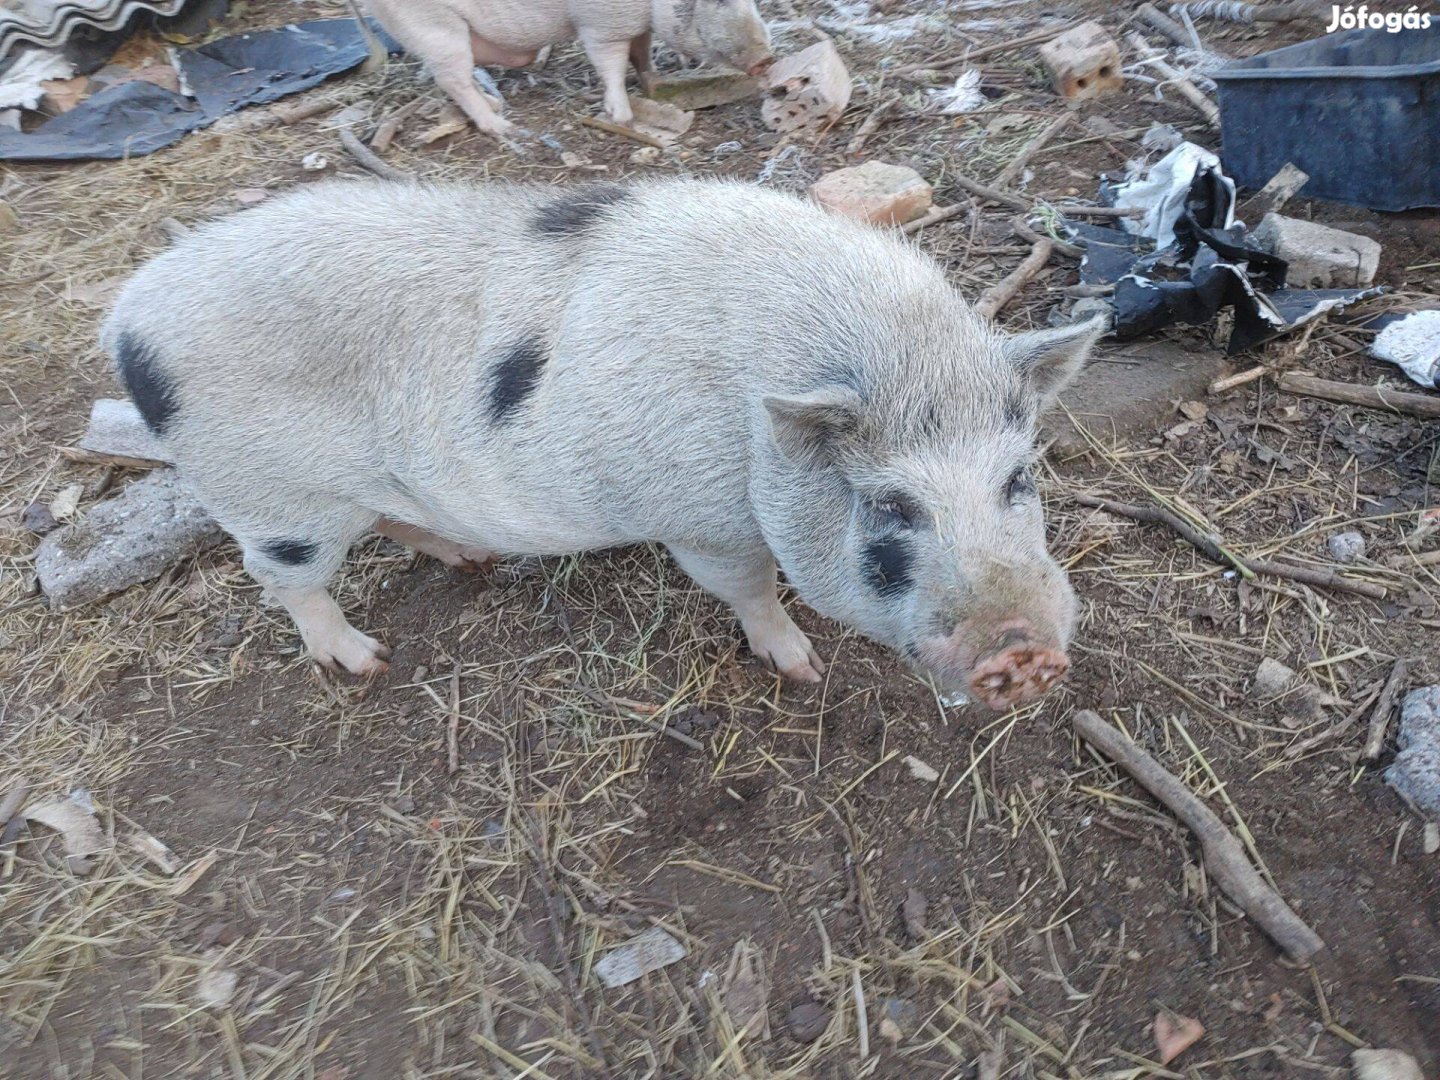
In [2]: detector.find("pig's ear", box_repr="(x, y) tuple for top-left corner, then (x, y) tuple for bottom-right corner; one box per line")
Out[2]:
(764, 386), (863, 465)
(1004, 315), (1106, 409)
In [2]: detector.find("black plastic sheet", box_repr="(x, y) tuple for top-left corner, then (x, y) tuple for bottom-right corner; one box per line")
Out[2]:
(0, 17), (398, 161)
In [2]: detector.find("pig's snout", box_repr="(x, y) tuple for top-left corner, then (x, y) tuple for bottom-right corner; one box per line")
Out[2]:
(968, 640), (1068, 711)
(920, 619), (1069, 711)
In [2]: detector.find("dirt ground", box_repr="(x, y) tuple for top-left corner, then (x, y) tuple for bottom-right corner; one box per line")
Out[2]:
(3, 2), (1439, 1078)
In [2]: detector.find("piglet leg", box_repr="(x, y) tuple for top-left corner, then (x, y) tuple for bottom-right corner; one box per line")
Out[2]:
(669, 545), (824, 684)
(579, 33), (635, 124)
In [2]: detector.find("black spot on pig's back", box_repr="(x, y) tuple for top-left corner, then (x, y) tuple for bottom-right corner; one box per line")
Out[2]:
(488, 334), (548, 423)
(862, 537), (914, 597)
(116, 332), (179, 435)
(530, 183), (632, 237)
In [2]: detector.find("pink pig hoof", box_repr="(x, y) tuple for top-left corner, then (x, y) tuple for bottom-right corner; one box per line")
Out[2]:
(315, 638), (393, 681)
(968, 644), (1068, 711)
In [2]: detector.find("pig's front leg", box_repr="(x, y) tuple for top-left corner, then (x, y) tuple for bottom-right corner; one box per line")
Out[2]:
(579, 32), (634, 124)
(669, 545), (825, 684)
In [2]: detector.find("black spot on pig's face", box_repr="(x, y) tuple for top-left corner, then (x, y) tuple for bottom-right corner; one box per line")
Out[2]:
(530, 184), (632, 237)
(260, 539), (318, 566)
(862, 536), (914, 596)
(116, 332), (178, 435)
(488, 334), (548, 423)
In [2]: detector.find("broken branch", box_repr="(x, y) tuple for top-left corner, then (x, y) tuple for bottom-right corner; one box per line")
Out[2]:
(339, 129), (414, 182)
(1278, 372), (1440, 420)
(975, 238), (1053, 320)
(1073, 710), (1325, 964)
(579, 115), (666, 148)
(991, 113), (1070, 191)
(1012, 214), (1082, 260)
(902, 201), (970, 235)
(1075, 494), (1387, 599)
(1362, 659), (1408, 761)
(1208, 365), (1268, 395)
(1127, 33), (1221, 129)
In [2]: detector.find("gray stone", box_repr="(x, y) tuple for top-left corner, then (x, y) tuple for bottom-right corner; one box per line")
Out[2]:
(80, 399), (170, 462)
(1252, 213), (1381, 289)
(1327, 530), (1367, 564)
(1385, 686), (1440, 819)
(784, 1001), (830, 1044)
(35, 470), (225, 610)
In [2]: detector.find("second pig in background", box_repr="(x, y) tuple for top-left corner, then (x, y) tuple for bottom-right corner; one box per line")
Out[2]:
(361, 0), (773, 136)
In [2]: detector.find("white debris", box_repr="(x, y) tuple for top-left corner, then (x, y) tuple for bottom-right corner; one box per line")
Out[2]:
(300, 151), (329, 171)
(1370, 310), (1440, 390)
(1352, 1049), (1424, 1080)
(593, 926), (687, 988)
(926, 68), (984, 114)
(1111, 142), (1234, 250)
(0, 48), (75, 111)
(1327, 531), (1366, 564)
(23, 791), (108, 875)
(195, 950), (239, 1009)
(902, 755), (940, 783)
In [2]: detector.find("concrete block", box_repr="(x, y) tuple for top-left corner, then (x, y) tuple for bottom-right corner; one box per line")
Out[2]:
(762, 40), (852, 133)
(1253, 213), (1381, 288)
(809, 161), (932, 226)
(36, 470), (225, 610)
(1039, 22), (1122, 102)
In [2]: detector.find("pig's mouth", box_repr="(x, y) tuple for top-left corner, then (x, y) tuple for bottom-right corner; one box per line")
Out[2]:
(911, 620), (1070, 712)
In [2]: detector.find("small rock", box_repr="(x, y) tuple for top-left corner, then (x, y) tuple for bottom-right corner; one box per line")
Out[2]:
(762, 40), (852, 134)
(80, 400), (169, 461)
(1352, 1049), (1424, 1080)
(629, 96), (693, 137)
(1385, 686), (1440, 819)
(1178, 400), (1208, 421)
(301, 151), (330, 172)
(901, 888), (929, 939)
(1423, 821), (1439, 854)
(810, 161), (932, 226)
(195, 955), (238, 1009)
(21, 500), (59, 535)
(902, 754), (939, 783)
(233, 188), (269, 206)
(880, 996), (919, 1035)
(593, 926), (686, 988)
(391, 794), (416, 814)
(1038, 21), (1122, 101)
(1327, 531), (1367, 564)
(629, 145), (662, 166)
(878, 1015), (902, 1043)
(1252, 213), (1381, 289)
(784, 1001), (830, 1044)
(641, 70), (761, 111)
(35, 470), (226, 610)
(1153, 1011), (1204, 1066)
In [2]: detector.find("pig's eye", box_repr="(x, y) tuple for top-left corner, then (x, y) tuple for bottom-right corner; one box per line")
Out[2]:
(873, 495), (918, 528)
(1006, 466), (1036, 504)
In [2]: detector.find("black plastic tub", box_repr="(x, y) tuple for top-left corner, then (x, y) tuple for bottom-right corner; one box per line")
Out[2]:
(1211, 28), (1440, 211)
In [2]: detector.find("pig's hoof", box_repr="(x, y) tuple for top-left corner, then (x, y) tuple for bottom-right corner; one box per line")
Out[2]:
(968, 645), (1068, 711)
(442, 547), (497, 574)
(753, 630), (825, 684)
(314, 630), (392, 679)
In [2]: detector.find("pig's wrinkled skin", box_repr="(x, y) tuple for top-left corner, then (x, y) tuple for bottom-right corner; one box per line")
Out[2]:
(102, 179), (1102, 711)
(363, 0), (772, 135)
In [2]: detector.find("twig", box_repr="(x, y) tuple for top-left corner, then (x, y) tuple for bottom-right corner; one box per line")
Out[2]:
(446, 664), (461, 775)
(274, 96), (344, 125)
(1074, 494), (1387, 599)
(948, 172), (1140, 217)
(991, 113), (1070, 190)
(846, 94), (898, 156)
(975, 239), (1054, 320)
(1137, 2), (1203, 49)
(370, 97), (425, 152)
(1208, 365), (1267, 395)
(1062, 283), (1115, 298)
(579, 115), (666, 148)
(58, 446), (166, 470)
(339, 128), (414, 182)
(902, 201), (970, 235)
(1012, 214), (1081, 260)
(1127, 33), (1221, 129)
(0, 780), (30, 848)
(1279, 372), (1440, 420)
(893, 25), (1071, 77)
(1362, 660), (1408, 761)
(1073, 710), (1325, 964)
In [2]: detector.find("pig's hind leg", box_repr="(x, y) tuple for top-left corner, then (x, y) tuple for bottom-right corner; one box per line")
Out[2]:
(669, 546), (824, 684)
(234, 503), (392, 677)
(375, 517), (495, 572)
(579, 33), (635, 123)
(403, 14), (514, 137)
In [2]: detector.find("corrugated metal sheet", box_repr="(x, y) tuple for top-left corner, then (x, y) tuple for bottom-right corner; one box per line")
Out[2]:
(1, 0), (189, 59)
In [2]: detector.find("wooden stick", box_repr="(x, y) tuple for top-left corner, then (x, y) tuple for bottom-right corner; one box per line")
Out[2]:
(1075, 494), (1388, 599)
(339, 128), (413, 182)
(58, 446), (166, 470)
(975, 238), (1053, 320)
(579, 115), (666, 148)
(949, 172), (1141, 218)
(846, 95), (897, 156)
(1073, 710), (1326, 964)
(901, 201), (970, 235)
(1012, 214), (1081, 260)
(991, 113), (1070, 190)
(370, 97), (425, 152)
(1279, 372), (1440, 420)
(446, 664), (461, 775)
(893, 25), (1071, 76)
(1208, 365), (1268, 395)
(1362, 659), (1408, 761)
(1127, 33), (1221, 129)
(274, 96), (344, 125)
(1137, 2), (1203, 50)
